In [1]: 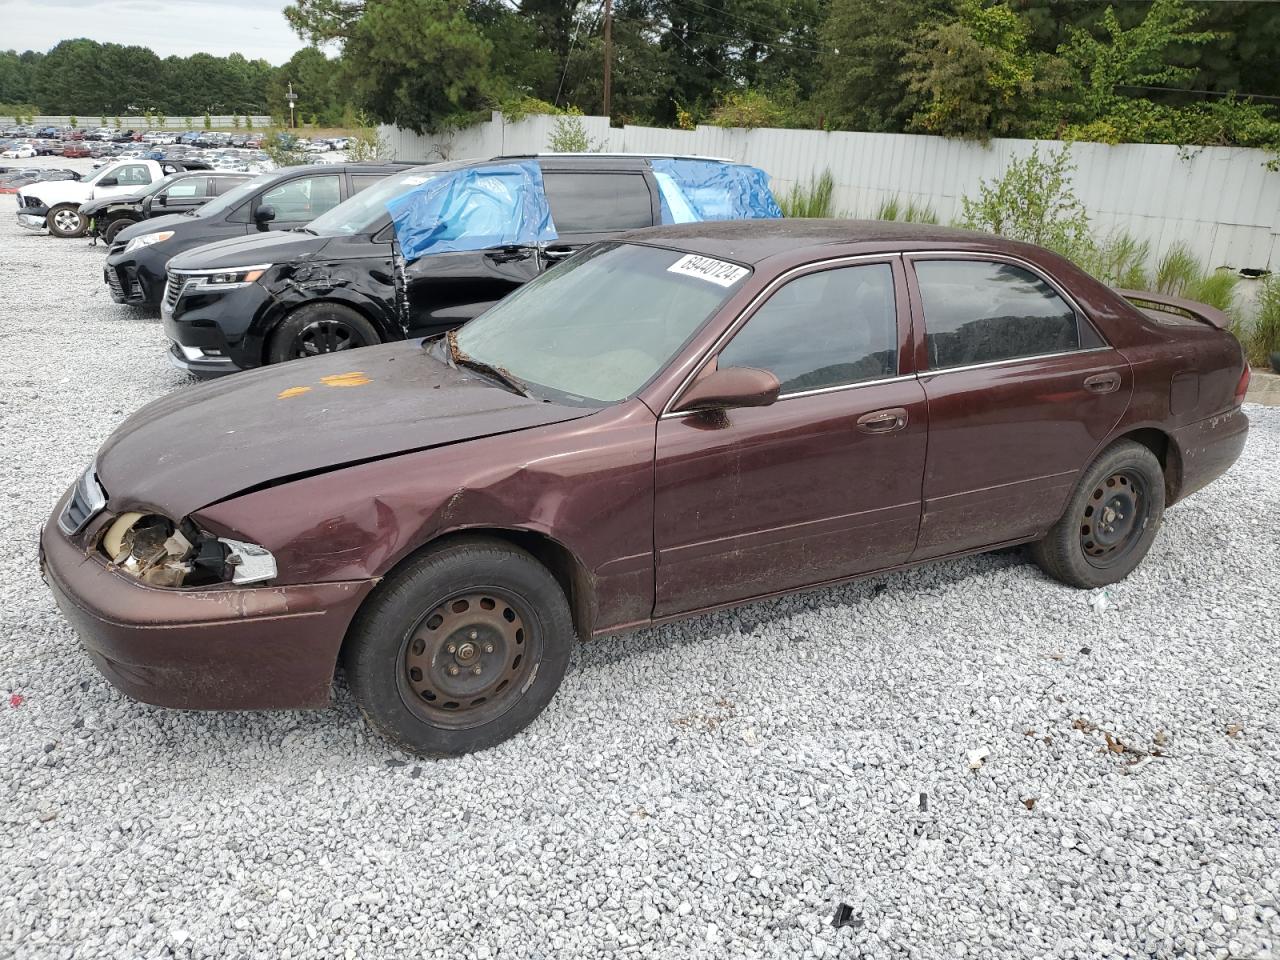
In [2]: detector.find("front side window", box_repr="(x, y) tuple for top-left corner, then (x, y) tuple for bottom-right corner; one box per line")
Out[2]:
(454, 242), (746, 404)
(718, 263), (899, 394)
(542, 173), (653, 233)
(166, 176), (208, 198)
(261, 174), (342, 221)
(309, 168), (431, 237)
(115, 164), (152, 186)
(915, 260), (1080, 370)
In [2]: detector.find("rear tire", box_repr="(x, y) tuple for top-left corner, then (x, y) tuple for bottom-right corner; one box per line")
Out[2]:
(267, 302), (381, 365)
(343, 537), (575, 756)
(47, 203), (87, 239)
(1032, 440), (1165, 588)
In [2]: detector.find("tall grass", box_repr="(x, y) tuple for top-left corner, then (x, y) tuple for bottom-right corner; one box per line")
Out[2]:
(874, 194), (938, 224)
(1154, 244), (1204, 298)
(1236, 275), (1280, 368)
(1077, 230), (1150, 289)
(780, 171), (835, 218)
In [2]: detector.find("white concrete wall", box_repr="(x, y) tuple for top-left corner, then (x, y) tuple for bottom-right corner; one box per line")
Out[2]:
(382, 112), (1280, 273)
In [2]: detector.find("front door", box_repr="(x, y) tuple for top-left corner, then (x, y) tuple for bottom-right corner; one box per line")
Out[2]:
(906, 256), (1133, 559)
(653, 258), (928, 617)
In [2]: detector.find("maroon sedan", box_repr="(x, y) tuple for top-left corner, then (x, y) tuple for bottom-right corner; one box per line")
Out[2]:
(41, 221), (1250, 755)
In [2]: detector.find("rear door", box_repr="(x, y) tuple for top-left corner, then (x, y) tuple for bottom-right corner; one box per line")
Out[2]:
(254, 172), (344, 230)
(159, 175), (211, 213)
(906, 255), (1132, 559)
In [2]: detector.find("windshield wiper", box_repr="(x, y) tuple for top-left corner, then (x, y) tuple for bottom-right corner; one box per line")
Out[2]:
(446, 330), (528, 397)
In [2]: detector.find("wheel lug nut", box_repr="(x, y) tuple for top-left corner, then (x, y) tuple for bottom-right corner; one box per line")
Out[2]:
(484, 643), (494, 653)
(472, 666), (482, 675)
(469, 630), (478, 640)
(447, 643), (456, 654)
(448, 666), (459, 676)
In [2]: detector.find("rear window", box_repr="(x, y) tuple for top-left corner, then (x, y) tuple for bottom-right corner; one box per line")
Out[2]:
(542, 172), (653, 234)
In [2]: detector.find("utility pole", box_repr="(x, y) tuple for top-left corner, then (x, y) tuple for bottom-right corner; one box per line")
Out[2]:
(602, 0), (613, 118)
(286, 82), (297, 129)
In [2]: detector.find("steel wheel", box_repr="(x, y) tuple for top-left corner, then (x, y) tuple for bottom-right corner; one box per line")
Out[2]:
(1079, 469), (1149, 569)
(397, 589), (542, 730)
(290, 318), (369, 357)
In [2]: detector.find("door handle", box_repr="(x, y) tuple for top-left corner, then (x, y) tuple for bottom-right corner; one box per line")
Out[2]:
(1084, 372), (1121, 394)
(857, 407), (908, 434)
(542, 246), (576, 262)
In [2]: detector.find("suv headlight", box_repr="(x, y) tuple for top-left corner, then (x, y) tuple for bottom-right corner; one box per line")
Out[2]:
(122, 230), (174, 253)
(181, 265), (272, 293)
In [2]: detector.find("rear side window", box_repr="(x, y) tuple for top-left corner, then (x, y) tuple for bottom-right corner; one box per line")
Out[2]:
(210, 176), (244, 195)
(915, 260), (1079, 370)
(719, 264), (899, 394)
(543, 173), (653, 233)
(115, 164), (152, 186)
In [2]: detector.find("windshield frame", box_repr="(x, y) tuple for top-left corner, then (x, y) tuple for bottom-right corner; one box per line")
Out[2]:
(451, 240), (752, 408)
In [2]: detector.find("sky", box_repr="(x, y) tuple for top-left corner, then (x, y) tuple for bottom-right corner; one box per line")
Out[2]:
(1, 0), (309, 64)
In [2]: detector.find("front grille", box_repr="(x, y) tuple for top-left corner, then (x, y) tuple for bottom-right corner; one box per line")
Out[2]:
(105, 267), (125, 298)
(58, 466), (107, 536)
(164, 270), (183, 311)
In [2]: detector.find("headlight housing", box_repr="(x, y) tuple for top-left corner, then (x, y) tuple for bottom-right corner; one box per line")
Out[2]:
(178, 265), (272, 293)
(122, 230), (174, 253)
(99, 513), (277, 588)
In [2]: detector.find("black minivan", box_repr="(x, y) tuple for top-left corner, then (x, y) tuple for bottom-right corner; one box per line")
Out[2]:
(161, 154), (779, 376)
(103, 162), (410, 307)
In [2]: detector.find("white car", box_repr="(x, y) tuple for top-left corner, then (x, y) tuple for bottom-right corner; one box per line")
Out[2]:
(16, 158), (180, 238)
(2, 143), (36, 159)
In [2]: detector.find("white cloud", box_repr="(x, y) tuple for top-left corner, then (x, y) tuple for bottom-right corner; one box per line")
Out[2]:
(0, 0), (314, 64)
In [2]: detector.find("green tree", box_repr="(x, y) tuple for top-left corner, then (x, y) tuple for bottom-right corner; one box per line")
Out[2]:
(286, 0), (495, 133)
(905, 0), (1067, 140)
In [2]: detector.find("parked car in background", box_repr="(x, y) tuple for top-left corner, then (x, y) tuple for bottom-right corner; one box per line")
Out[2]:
(81, 170), (253, 244)
(1, 143), (36, 159)
(61, 144), (91, 159)
(16, 157), (215, 237)
(40, 220), (1250, 755)
(162, 154), (782, 375)
(104, 162), (408, 306)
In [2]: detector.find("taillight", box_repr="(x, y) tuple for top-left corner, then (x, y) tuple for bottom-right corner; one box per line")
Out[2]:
(1234, 364), (1251, 406)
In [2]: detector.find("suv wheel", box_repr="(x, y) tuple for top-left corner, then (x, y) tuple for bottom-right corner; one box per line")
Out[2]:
(268, 302), (380, 364)
(47, 203), (87, 239)
(343, 537), (576, 755)
(102, 217), (135, 244)
(1032, 440), (1166, 588)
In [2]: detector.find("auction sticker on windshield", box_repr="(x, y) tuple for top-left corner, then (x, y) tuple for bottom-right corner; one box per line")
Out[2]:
(667, 253), (749, 287)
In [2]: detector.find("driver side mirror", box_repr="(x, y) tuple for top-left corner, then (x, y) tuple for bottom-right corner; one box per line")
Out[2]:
(254, 204), (276, 226)
(670, 365), (780, 414)
(98, 176), (118, 187)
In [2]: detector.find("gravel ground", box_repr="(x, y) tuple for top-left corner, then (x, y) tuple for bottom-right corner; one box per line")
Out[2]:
(1, 187), (1278, 960)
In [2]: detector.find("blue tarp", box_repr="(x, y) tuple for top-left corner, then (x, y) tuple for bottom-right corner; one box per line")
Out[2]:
(386, 160), (557, 262)
(651, 159), (783, 223)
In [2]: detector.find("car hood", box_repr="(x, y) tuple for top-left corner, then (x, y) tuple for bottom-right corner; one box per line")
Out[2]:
(115, 212), (191, 244)
(168, 230), (330, 270)
(80, 191), (145, 215)
(95, 341), (597, 518)
(19, 178), (90, 206)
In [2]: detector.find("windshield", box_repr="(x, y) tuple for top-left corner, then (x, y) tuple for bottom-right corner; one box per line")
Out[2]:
(454, 242), (749, 404)
(192, 172), (274, 220)
(308, 168), (436, 236)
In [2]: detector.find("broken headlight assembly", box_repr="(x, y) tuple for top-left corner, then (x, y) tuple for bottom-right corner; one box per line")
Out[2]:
(98, 513), (277, 588)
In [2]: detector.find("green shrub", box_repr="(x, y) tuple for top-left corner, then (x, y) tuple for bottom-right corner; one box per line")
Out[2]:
(546, 110), (599, 152)
(1236, 275), (1280, 367)
(779, 171), (836, 218)
(959, 144), (1093, 262)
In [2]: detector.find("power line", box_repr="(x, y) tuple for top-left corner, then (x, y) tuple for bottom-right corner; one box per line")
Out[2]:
(1115, 83), (1280, 104)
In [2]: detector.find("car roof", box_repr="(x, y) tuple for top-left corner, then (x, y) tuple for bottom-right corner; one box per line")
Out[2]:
(612, 218), (1013, 264)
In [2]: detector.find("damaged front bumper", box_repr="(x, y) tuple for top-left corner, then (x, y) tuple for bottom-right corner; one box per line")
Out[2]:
(39, 486), (376, 711)
(16, 207), (48, 231)
(162, 278), (270, 377)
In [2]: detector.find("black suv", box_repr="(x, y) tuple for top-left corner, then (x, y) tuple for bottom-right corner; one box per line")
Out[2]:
(104, 162), (410, 307)
(82, 170), (253, 244)
(163, 154), (776, 376)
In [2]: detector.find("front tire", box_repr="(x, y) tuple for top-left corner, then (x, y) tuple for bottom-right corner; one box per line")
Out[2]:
(343, 537), (575, 756)
(47, 203), (87, 238)
(267, 302), (381, 365)
(1032, 440), (1165, 588)
(102, 217), (136, 244)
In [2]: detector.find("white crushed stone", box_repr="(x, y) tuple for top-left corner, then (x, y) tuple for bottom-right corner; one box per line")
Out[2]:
(1, 188), (1278, 959)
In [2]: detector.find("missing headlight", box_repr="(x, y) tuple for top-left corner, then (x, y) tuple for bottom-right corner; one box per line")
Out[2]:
(98, 514), (275, 587)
